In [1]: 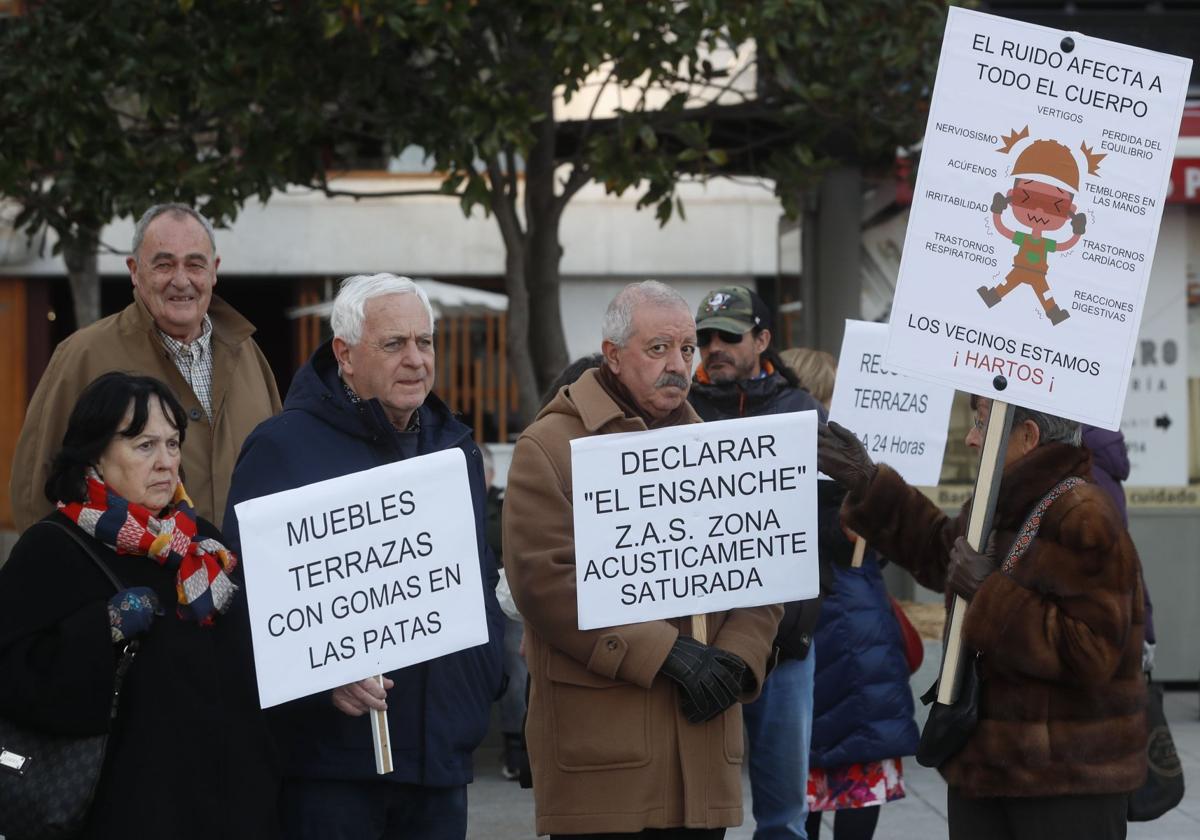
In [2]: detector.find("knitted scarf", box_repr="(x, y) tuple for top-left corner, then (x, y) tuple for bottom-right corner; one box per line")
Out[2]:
(58, 470), (239, 625)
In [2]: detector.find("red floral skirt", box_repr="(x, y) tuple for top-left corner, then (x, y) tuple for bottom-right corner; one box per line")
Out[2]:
(807, 757), (906, 811)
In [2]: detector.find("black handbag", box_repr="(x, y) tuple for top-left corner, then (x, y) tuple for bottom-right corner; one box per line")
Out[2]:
(1127, 678), (1185, 821)
(915, 651), (981, 768)
(0, 520), (138, 840)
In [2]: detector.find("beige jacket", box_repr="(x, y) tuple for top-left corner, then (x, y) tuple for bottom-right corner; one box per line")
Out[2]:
(12, 295), (281, 530)
(503, 369), (782, 835)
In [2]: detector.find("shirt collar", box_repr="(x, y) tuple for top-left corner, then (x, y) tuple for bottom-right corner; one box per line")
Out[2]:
(157, 315), (213, 356)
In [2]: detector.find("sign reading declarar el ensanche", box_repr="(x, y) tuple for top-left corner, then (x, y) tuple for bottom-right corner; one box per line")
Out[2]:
(571, 413), (820, 631)
(235, 448), (487, 708)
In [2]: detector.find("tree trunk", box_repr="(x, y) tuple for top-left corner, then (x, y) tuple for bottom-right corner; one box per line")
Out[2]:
(485, 157), (542, 430)
(522, 93), (570, 395)
(811, 166), (863, 354)
(63, 232), (101, 329)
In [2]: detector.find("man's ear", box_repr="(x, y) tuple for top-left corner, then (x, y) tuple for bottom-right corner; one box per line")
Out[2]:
(601, 339), (621, 374)
(126, 256), (138, 287)
(1020, 419), (1041, 454)
(332, 337), (353, 375)
(754, 328), (771, 355)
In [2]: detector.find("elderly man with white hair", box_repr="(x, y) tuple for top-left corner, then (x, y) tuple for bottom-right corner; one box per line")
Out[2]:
(223, 273), (504, 840)
(504, 280), (782, 839)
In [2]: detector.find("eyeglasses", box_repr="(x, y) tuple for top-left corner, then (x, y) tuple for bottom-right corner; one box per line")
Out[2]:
(697, 329), (746, 348)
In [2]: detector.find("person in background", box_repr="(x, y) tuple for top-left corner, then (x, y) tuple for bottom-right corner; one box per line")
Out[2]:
(12, 203), (281, 530)
(782, 349), (918, 840)
(1081, 425), (1156, 672)
(0, 372), (277, 839)
(223, 273), (504, 840)
(483, 443), (529, 782)
(687, 287), (834, 840)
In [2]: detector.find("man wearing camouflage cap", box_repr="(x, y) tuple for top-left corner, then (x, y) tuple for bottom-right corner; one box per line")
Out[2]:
(689, 285), (836, 840)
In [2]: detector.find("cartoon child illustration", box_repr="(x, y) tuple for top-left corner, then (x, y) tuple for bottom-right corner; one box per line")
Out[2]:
(977, 131), (1101, 326)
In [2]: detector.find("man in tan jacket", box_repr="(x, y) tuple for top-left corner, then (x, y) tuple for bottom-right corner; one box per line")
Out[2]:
(11, 204), (280, 529)
(504, 280), (782, 838)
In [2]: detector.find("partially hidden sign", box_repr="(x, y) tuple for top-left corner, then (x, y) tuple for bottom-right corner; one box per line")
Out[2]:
(885, 6), (1192, 429)
(570, 413), (820, 631)
(235, 449), (487, 708)
(830, 320), (956, 487)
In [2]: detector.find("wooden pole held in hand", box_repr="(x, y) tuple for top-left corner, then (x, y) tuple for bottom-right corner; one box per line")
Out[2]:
(371, 674), (393, 775)
(851, 536), (867, 568)
(692, 613), (708, 644)
(934, 399), (1013, 705)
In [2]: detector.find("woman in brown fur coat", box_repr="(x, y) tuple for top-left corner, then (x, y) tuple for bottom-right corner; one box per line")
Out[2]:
(818, 396), (1146, 840)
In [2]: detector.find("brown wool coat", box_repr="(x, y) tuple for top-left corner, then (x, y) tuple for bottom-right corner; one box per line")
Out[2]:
(503, 369), (782, 835)
(11, 295), (281, 530)
(842, 442), (1147, 799)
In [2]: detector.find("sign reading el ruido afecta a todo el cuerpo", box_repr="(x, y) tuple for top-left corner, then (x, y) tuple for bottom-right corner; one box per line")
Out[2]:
(234, 449), (487, 708)
(829, 320), (956, 487)
(570, 412), (820, 631)
(884, 7), (1191, 429)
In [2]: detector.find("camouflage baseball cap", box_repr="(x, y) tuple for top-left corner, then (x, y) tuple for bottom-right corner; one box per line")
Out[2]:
(695, 285), (770, 333)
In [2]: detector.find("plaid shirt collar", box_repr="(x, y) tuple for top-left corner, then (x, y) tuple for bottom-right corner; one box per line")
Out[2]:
(157, 315), (213, 360)
(157, 316), (214, 417)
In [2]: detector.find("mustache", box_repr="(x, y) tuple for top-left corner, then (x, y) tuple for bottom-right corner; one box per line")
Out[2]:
(705, 351), (735, 368)
(655, 372), (689, 390)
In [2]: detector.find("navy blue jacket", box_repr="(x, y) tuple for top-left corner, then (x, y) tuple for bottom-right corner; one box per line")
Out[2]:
(689, 367), (845, 660)
(809, 552), (919, 768)
(223, 341), (505, 787)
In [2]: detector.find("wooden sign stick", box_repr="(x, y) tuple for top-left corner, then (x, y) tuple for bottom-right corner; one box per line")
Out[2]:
(692, 613), (708, 644)
(934, 399), (1013, 705)
(370, 674), (393, 774)
(850, 536), (867, 568)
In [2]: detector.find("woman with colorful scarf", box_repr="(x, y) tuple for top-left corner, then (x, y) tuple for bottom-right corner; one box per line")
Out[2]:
(0, 372), (278, 839)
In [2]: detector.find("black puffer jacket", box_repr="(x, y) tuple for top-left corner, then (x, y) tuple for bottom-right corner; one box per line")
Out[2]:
(689, 365), (847, 660)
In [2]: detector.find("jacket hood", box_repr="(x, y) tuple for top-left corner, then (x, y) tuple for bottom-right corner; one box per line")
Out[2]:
(285, 340), (465, 448)
(1082, 426), (1130, 483)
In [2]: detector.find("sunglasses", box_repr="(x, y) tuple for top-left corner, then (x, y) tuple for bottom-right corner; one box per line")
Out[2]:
(697, 329), (746, 348)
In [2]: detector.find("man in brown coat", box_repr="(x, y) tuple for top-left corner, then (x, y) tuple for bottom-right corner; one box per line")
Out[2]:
(11, 204), (281, 529)
(504, 280), (782, 839)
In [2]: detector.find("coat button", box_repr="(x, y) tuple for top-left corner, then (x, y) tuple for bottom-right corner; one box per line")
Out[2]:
(188, 408), (202, 420)
(606, 639), (619, 651)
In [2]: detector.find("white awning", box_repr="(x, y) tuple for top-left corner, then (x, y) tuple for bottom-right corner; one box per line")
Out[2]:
(286, 278), (507, 320)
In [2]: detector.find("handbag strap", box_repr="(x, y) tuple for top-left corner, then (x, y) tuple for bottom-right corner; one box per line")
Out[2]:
(37, 518), (140, 719)
(1001, 477), (1086, 573)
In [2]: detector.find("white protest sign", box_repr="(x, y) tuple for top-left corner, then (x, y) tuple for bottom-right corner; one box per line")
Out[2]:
(885, 6), (1192, 429)
(1122, 209), (1189, 485)
(235, 449), (487, 708)
(570, 413), (819, 631)
(829, 320), (957, 487)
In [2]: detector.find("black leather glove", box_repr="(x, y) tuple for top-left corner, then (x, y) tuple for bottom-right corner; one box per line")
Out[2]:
(817, 421), (878, 497)
(991, 191), (1009, 214)
(946, 535), (998, 601)
(660, 637), (747, 724)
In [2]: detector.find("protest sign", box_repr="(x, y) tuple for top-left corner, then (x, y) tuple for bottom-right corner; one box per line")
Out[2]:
(885, 6), (1192, 429)
(235, 449), (487, 708)
(829, 319), (956, 486)
(571, 412), (819, 631)
(1122, 210), (1189, 485)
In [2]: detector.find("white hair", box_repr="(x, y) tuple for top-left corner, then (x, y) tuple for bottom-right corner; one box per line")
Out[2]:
(601, 280), (690, 347)
(131, 203), (217, 259)
(331, 274), (435, 345)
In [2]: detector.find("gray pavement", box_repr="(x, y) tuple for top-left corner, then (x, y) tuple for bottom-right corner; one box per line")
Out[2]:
(467, 645), (1200, 838)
